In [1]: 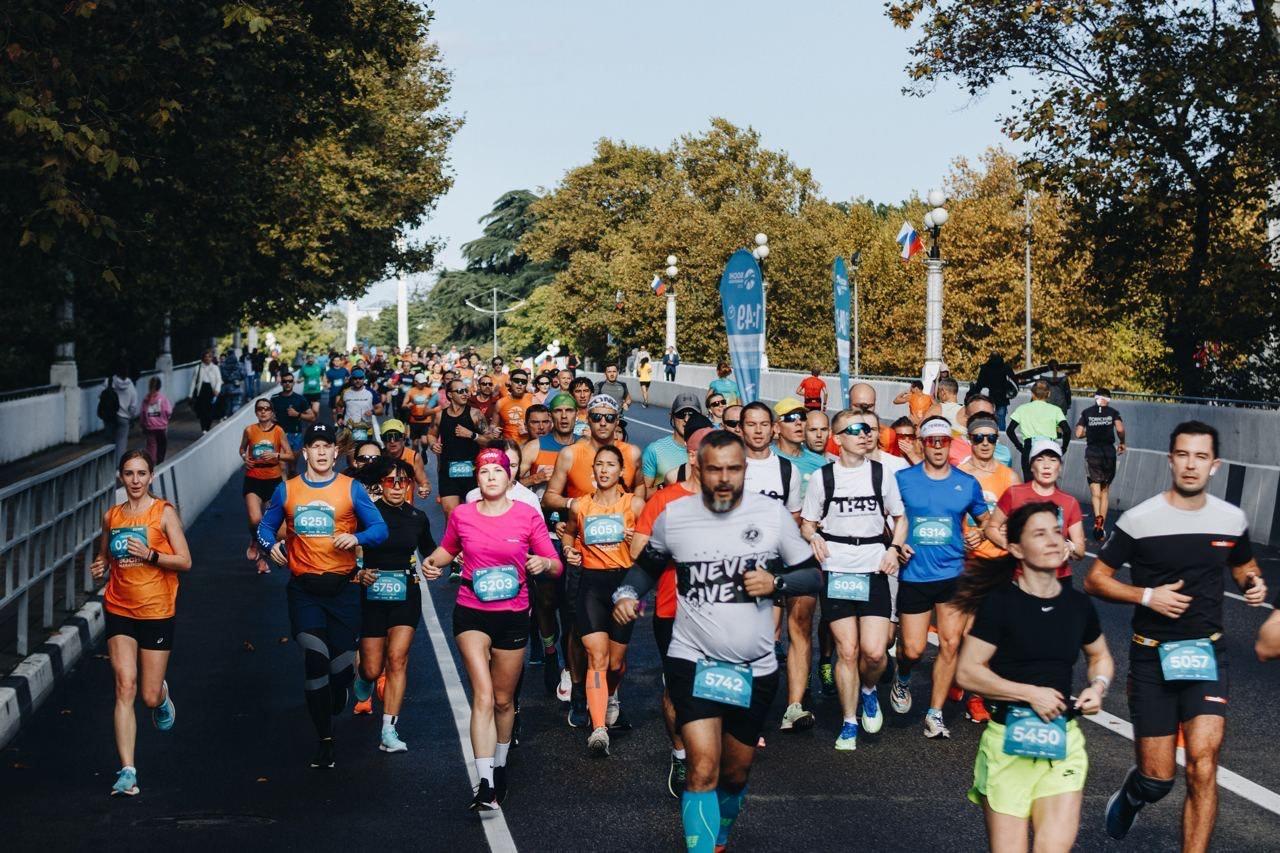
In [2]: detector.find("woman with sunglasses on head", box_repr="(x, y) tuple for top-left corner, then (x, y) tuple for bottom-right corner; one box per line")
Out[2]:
(91, 450), (193, 797)
(423, 448), (561, 811)
(241, 399), (294, 574)
(429, 379), (495, 520)
(348, 458), (437, 753)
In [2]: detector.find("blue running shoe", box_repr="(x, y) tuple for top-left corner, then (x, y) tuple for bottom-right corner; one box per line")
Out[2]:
(860, 689), (883, 734)
(1105, 787), (1141, 840)
(111, 767), (139, 797)
(353, 675), (374, 703)
(151, 682), (175, 732)
(835, 721), (858, 751)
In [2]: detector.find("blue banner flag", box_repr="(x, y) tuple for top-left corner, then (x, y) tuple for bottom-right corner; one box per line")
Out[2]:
(833, 256), (851, 404)
(718, 248), (765, 404)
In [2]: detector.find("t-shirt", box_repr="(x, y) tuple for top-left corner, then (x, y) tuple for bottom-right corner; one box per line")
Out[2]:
(801, 460), (905, 573)
(495, 393), (534, 441)
(325, 367), (349, 400)
(270, 392), (311, 435)
(595, 379), (630, 409)
(745, 452), (802, 512)
(968, 582), (1101, 713)
(1010, 399), (1066, 440)
(939, 401), (964, 437)
(798, 377), (826, 409)
(708, 377), (741, 405)
(440, 501), (559, 613)
(1098, 493), (1252, 642)
(776, 446), (828, 500)
(996, 483), (1083, 578)
(464, 482), (543, 513)
(1076, 404), (1123, 446)
(299, 363), (324, 395)
(963, 461), (1017, 560)
(635, 483), (697, 619)
(637, 362), (653, 382)
(644, 492), (814, 676)
(642, 434), (688, 482)
(342, 386), (376, 424)
(895, 465), (988, 582)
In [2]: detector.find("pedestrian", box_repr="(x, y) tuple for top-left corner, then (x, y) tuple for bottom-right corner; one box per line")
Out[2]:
(1007, 380), (1070, 481)
(637, 356), (653, 407)
(662, 346), (680, 381)
(220, 350), (245, 415)
(109, 364), (139, 466)
(249, 348), (266, 396)
(626, 347), (638, 376)
(1042, 359), (1072, 417)
(190, 350), (222, 433)
(140, 376), (173, 464)
(973, 352), (1019, 430)
(240, 349), (257, 399)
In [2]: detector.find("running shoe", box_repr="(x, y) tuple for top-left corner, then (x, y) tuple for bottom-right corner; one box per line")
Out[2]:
(819, 662), (836, 697)
(1104, 786), (1140, 840)
(923, 710), (951, 739)
(354, 675), (375, 703)
(379, 727), (408, 753)
(469, 779), (499, 811)
(667, 754), (687, 798)
(376, 674), (386, 702)
(889, 677), (912, 714)
(494, 766), (508, 805)
(567, 694), (589, 728)
(965, 694), (990, 723)
(110, 767), (139, 797)
(860, 689), (884, 734)
(947, 685), (964, 703)
(151, 682), (175, 731)
(1093, 518), (1106, 543)
(779, 702), (815, 732)
(835, 721), (858, 751)
(587, 726), (610, 756)
(555, 669), (572, 703)
(310, 738), (336, 769)
(606, 693), (621, 727)
(353, 695), (373, 715)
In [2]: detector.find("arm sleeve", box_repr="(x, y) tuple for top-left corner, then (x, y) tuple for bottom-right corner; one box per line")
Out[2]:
(350, 481), (389, 546)
(416, 514), (438, 556)
(256, 483), (287, 551)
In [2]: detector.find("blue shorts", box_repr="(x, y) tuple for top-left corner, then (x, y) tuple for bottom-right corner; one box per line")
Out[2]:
(286, 576), (360, 652)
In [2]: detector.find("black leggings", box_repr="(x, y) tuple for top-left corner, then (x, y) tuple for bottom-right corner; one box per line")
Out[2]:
(296, 627), (357, 738)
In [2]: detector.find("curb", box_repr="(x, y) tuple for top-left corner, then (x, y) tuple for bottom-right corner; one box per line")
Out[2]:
(0, 598), (105, 750)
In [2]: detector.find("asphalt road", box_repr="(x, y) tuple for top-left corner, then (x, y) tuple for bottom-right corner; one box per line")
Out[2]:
(1, 400), (1277, 852)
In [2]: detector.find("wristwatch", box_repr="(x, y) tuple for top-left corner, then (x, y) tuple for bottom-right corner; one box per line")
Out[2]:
(772, 574), (787, 594)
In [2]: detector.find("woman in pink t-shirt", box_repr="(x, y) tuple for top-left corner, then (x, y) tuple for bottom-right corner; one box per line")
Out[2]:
(424, 448), (560, 812)
(140, 377), (173, 463)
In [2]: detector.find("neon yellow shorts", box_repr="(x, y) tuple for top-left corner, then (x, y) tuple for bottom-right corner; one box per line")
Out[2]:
(967, 718), (1088, 818)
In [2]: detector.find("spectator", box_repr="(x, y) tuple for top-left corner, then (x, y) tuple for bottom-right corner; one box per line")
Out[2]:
(191, 350), (223, 433)
(109, 364), (139, 465)
(140, 376), (173, 463)
(972, 352), (1020, 429)
(240, 349), (257, 398)
(220, 350), (246, 415)
(661, 345), (680, 381)
(249, 348), (267, 393)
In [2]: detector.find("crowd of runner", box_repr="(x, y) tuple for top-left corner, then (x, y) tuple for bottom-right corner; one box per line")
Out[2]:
(89, 342), (1280, 853)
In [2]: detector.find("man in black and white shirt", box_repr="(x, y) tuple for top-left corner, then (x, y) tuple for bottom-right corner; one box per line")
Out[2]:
(1074, 387), (1126, 541)
(1086, 421), (1267, 851)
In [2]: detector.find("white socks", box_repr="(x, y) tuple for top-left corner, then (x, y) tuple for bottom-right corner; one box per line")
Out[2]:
(475, 756), (494, 786)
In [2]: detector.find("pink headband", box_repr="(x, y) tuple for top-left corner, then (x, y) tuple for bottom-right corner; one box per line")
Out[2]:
(475, 447), (511, 476)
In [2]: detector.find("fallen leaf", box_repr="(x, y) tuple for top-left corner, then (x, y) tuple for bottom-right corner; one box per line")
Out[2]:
(242, 641), (255, 652)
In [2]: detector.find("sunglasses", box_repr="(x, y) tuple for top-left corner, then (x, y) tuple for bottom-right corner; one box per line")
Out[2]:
(355, 454), (381, 464)
(511, 377), (529, 384)
(281, 379), (294, 384)
(255, 405), (272, 412)
(588, 412), (619, 424)
(381, 476), (410, 488)
(479, 381), (493, 387)
(708, 399), (726, 407)
(382, 432), (404, 441)
(968, 433), (999, 444)
(838, 423), (872, 436)
(895, 431), (916, 440)
(922, 436), (951, 448)
(779, 412), (806, 423)
(536, 380), (550, 387)
(449, 387), (467, 395)
(723, 419), (741, 429)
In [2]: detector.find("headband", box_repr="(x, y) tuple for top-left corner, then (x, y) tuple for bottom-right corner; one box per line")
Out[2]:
(587, 394), (620, 413)
(474, 447), (512, 476)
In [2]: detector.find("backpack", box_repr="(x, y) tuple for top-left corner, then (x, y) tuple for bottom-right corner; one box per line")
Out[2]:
(778, 456), (793, 506)
(819, 459), (885, 529)
(97, 385), (119, 422)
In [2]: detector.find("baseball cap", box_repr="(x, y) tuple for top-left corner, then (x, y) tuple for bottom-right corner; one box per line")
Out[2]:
(302, 423), (335, 446)
(671, 392), (702, 416)
(380, 418), (407, 436)
(351, 369), (366, 379)
(1028, 438), (1063, 461)
(587, 394), (620, 412)
(773, 396), (806, 416)
(686, 426), (714, 454)
(919, 417), (952, 440)
(414, 372), (427, 383)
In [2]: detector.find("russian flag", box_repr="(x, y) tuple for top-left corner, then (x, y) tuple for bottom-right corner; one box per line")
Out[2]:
(896, 221), (924, 263)
(651, 274), (666, 296)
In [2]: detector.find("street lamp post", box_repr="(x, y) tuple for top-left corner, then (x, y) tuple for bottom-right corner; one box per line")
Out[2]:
(752, 233), (770, 371)
(665, 255), (678, 351)
(1023, 189), (1034, 369)
(921, 189), (949, 393)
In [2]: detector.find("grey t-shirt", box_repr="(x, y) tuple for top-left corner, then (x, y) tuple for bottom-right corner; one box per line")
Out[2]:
(595, 379), (629, 409)
(646, 491), (813, 676)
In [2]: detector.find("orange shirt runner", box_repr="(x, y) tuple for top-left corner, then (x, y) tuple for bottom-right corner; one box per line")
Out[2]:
(571, 492), (639, 571)
(280, 476), (359, 576)
(634, 482), (696, 619)
(565, 440), (638, 498)
(495, 393), (534, 441)
(964, 462), (1016, 560)
(103, 499), (179, 619)
(244, 422), (288, 480)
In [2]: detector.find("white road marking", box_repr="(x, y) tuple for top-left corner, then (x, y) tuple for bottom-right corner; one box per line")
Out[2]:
(419, 585), (519, 851)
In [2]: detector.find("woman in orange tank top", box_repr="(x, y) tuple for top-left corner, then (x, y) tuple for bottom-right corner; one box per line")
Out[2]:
(241, 400), (293, 575)
(90, 450), (192, 798)
(559, 445), (644, 755)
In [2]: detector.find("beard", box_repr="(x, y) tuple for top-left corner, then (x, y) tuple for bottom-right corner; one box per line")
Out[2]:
(701, 481), (743, 514)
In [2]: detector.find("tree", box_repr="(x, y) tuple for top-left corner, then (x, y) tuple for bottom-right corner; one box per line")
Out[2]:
(888, 0), (1280, 395)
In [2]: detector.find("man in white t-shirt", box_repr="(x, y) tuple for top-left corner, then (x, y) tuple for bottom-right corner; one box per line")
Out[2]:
(741, 402), (802, 518)
(802, 410), (905, 751)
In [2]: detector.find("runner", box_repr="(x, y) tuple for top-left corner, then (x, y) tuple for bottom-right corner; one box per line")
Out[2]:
(469, 373), (500, 423)
(893, 416), (991, 738)
(1006, 380), (1069, 481)
(936, 377), (966, 437)
(299, 353), (324, 416)
(488, 356), (510, 398)
(1074, 388), (1126, 541)
(349, 458), (436, 753)
(642, 393), (701, 491)
(325, 355), (350, 412)
(257, 423), (389, 769)
(428, 379), (493, 519)
(893, 379), (938, 425)
(594, 363), (633, 413)
(401, 372), (438, 456)
(797, 366), (828, 411)
(560, 445), (646, 756)
(708, 361), (741, 406)
(336, 369), (381, 452)
(523, 403), (551, 440)
(801, 410), (905, 750)
(270, 373), (317, 473)
(773, 397), (827, 499)
(421, 448), (561, 811)
(494, 367), (534, 441)
(240, 399), (293, 575)
(378, 418), (430, 500)
(532, 373), (553, 404)
(705, 392), (728, 428)
(1085, 421), (1268, 852)
(90, 450), (193, 797)
(955, 393), (1016, 468)
(721, 404), (743, 437)
(804, 410), (830, 458)
(637, 355), (653, 406)
(569, 376), (595, 438)
(955, 503), (1114, 852)
(887, 417), (923, 465)
(1257, 596), (1280, 661)
(983, 439), (1084, 582)
(612, 430), (822, 853)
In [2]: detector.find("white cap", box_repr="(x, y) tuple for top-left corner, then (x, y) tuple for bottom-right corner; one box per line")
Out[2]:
(1028, 438), (1063, 461)
(414, 372), (427, 383)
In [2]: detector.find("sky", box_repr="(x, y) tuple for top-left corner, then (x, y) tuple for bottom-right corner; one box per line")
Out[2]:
(363, 0), (1018, 306)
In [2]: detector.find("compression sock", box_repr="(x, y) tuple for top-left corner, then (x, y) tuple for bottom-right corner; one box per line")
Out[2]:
(606, 661), (625, 694)
(494, 740), (510, 768)
(474, 756), (494, 786)
(586, 669), (608, 729)
(716, 784), (748, 847)
(681, 790), (720, 853)
(297, 632), (333, 738)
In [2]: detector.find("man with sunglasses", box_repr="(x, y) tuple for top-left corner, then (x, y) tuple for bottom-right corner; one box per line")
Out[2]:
(470, 373), (500, 423)
(428, 380), (494, 519)
(721, 404), (743, 437)
(892, 416), (990, 740)
(802, 410), (905, 750)
(741, 403), (802, 519)
(270, 373), (317, 473)
(495, 368), (535, 441)
(773, 397), (827, 501)
(377, 419), (430, 500)
(642, 393), (702, 492)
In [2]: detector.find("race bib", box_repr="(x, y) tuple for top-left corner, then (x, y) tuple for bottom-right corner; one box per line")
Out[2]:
(447, 460), (474, 479)
(583, 513), (625, 546)
(293, 501), (335, 538)
(910, 516), (953, 546)
(333, 378), (343, 388)
(826, 572), (870, 601)
(251, 440), (275, 459)
(573, 420), (589, 438)
(472, 565), (520, 602)
(109, 526), (148, 564)
(1002, 706), (1067, 760)
(1158, 638), (1218, 681)
(367, 570), (408, 602)
(146, 403), (162, 416)
(413, 395), (428, 406)
(693, 659), (753, 708)
(351, 428), (369, 442)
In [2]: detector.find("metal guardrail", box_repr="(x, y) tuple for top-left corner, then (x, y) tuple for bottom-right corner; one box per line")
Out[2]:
(0, 445), (116, 656)
(0, 384), (59, 404)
